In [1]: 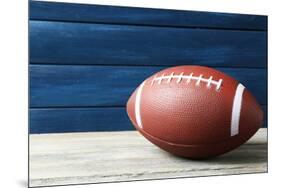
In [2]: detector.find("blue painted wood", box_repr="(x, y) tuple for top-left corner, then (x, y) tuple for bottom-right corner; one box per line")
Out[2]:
(29, 2), (267, 133)
(29, 1), (267, 31)
(29, 107), (132, 133)
(29, 21), (267, 68)
(30, 65), (267, 107)
(29, 105), (267, 133)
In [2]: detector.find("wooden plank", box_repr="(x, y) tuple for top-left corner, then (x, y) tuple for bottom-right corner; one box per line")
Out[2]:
(29, 21), (267, 68)
(29, 65), (267, 107)
(29, 128), (267, 187)
(29, 1), (267, 31)
(29, 105), (267, 133)
(29, 107), (132, 133)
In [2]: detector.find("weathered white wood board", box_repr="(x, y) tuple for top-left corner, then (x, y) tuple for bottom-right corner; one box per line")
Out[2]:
(29, 128), (267, 187)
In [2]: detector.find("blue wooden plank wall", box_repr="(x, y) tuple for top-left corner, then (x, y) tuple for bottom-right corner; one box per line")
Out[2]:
(29, 1), (268, 133)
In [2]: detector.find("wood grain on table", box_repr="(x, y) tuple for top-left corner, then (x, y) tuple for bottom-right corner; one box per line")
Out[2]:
(29, 128), (267, 187)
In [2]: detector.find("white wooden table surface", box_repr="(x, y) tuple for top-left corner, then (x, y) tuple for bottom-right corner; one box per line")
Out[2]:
(29, 128), (267, 187)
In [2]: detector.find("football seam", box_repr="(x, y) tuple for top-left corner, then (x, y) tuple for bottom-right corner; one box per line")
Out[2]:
(151, 72), (223, 91)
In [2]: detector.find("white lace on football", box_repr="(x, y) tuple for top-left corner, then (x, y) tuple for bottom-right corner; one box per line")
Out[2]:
(151, 72), (223, 90)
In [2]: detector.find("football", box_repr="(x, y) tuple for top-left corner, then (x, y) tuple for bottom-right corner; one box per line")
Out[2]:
(126, 65), (263, 159)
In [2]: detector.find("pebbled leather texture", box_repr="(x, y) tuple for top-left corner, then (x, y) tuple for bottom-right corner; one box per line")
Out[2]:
(127, 65), (263, 159)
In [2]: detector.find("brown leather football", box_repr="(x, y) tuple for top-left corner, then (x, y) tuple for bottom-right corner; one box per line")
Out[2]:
(126, 65), (263, 159)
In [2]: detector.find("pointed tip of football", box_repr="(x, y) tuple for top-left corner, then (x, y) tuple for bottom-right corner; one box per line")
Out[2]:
(126, 89), (137, 129)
